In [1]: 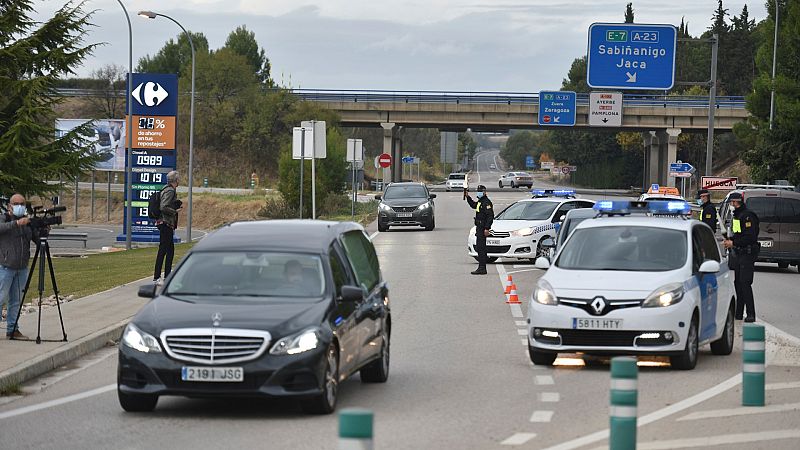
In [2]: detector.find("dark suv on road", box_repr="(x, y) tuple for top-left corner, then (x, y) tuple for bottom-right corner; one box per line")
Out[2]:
(719, 186), (800, 272)
(118, 220), (391, 414)
(376, 182), (436, 231)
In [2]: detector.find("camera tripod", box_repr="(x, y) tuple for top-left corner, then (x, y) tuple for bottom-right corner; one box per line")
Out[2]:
(11, 236), (67, 344)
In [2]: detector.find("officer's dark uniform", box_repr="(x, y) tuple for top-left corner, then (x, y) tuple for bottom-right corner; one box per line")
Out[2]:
(698, 189), (718, 232)
(727, 193), (760, 322)
(466, 185), (493, 275)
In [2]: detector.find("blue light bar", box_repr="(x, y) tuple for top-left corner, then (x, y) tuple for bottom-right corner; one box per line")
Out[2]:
(593, 200), (691, 216)
(530, 189), (576, 198)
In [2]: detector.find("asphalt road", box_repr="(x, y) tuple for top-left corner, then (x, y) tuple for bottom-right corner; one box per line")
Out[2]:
(2, 160), (798, 449)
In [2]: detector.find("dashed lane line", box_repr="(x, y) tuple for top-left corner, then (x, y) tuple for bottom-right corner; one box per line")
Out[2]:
(516, 328), (528, 336)
(501, 433), (537, 446)
(616, 429), (800, 450)
(767, 381), (800, 390)
(529, 410), (554, 423)
(535, 375), (555, 386)
(677, 402), (800, 422)
(515, 320), (527, 327)
(540, 392), (560, 402)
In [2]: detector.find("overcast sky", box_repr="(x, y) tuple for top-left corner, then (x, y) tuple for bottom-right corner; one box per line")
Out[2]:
(36, 0), (767, 91)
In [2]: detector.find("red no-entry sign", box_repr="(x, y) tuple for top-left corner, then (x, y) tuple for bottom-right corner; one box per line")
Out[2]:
(378, 153), (392, 168)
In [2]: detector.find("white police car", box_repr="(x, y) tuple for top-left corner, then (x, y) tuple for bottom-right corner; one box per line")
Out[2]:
(467, 190), (594, 262)
(528, 200), (736, 370)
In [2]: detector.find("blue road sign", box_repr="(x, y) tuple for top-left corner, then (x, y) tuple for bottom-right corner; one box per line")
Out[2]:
(538, 91), (576, 126)
(669, 162), (694, 173)
(402, 156), (414, 163)
(587, 23), (677, 90)
(525, 156), (535, 168)
(651, 183), (660, 192)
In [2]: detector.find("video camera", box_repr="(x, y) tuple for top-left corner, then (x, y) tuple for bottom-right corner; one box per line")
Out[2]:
(27, 204), (66, 235)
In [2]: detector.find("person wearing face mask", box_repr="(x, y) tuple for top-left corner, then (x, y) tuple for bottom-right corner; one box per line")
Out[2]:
(465, 185), (493, 275)
(0, 194), (34, 339)
(723, 192), (760, 322)
(696, 189), (718, 232)
(153, 170), (182, 285)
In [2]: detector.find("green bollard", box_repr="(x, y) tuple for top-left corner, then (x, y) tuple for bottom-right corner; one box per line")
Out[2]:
(610, 356), (638, 450)
(742, 323), (765, 406)
(203, 177), (208, 188)
(339, 408), (373, 450)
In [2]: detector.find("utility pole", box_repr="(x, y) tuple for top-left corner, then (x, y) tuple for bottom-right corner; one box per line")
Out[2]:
(705, 34), (718, 177)
(769, 2), (780, 130)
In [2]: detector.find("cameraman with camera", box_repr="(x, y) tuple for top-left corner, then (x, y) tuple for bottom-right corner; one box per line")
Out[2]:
(0, 194), (33, 339)
(153, 171), (182, 284)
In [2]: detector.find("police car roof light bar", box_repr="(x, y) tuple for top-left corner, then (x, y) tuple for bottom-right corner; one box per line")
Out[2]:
(530, 189), (576, 198)
(593, 200), (691, 217)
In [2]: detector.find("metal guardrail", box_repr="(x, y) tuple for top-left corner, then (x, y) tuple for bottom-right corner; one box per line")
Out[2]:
(52, 88), (747, 109)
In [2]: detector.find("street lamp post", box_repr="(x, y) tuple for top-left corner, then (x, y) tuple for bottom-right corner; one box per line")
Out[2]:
(116, 0), (133, 250)
(769, 1), (780, 130)
(138, 10), (196, 243)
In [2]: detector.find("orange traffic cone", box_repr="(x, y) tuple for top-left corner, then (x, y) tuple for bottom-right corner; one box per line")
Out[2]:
(506, 284), (521, 304)
(504, 274), (513, 294)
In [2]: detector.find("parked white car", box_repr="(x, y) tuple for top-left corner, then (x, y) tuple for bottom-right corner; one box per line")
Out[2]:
(445, 173), (467, 192)
(528, 200), (736, 370)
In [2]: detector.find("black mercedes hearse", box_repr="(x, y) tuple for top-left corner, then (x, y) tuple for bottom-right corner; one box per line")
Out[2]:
(118, 220), (390, 414)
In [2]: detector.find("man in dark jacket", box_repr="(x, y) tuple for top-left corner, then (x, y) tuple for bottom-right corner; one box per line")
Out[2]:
(697, 189), (718, 232)
(0, 194), (33, 339)
(153, 171), (182, 284)
(723, 192), (760, 322)
(465, 185), (494, 275)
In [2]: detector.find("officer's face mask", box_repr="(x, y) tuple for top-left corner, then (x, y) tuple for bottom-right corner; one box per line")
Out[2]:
(695, 199), (702, 205)
(12, 204), (26, 217)
(476, 192), (484, 198)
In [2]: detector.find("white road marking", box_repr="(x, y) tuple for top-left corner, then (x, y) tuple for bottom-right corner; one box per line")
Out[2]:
(517, 328), (528, 336)
(540, 392), (560, 402)
(535, 375), (555, 385)
(509, 304), (524, 318)
(624, 429), (800, 450)
(0, 383), (116, 420)
(539, 373), (743, 450)
(500, 433), (537, 446)
(508, 269), (540, 275)
(521, 338), (529, 346)
(767, 381), (800, 391)
(515, 320), (527, 327)
(529, 410), (554, 422)
(678, 402), (800, 421)
(369, 230), (379, 240)
(20, 347), (117, 396)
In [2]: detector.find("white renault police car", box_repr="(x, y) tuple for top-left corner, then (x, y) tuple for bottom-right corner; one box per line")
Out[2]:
(467, 190), (594, 262)
(528, 200), (736, 370)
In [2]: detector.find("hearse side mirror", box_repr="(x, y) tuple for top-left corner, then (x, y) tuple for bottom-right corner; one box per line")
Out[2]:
(138, 284), (157, 299)
(340, 285), (365, 302)
(429, 194), (437, 199)
(374, 194), (382, 201)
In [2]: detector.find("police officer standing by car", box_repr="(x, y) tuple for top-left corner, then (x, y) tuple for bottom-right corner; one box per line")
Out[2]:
(697, 189), (718, 232)
(465, 185), (493, 275)
(723, 192), (760, 322)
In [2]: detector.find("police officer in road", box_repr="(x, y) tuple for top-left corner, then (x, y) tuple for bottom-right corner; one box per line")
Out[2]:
(465, 185), (493, 275)
(697, 189), (718, 232)
(722, 192), (760, 322)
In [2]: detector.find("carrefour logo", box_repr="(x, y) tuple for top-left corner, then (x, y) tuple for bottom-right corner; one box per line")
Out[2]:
(131, 81), (169, 107)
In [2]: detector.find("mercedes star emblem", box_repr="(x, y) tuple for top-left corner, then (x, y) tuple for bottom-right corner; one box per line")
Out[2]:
(212, 312), (222, 327)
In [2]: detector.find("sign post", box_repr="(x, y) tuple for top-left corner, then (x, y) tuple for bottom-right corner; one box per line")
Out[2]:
(538, 91), (577, 126)
(347, 139), (364, 220)
(301, 121), (326, 220)
(587, 23), (677, 90)
(117, 73), (179, 243)
(589, 92), (623, 126)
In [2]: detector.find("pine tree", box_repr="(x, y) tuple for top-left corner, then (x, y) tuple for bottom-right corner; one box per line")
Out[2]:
(0, 0), (100, 196)
(624, 3), (634, 23)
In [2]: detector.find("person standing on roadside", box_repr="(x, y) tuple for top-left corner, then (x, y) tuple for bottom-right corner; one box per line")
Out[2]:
(722, 192), (760, 322)
(153, 171), (182, 284)
(697, 189), (718, 232)
(0, 194), (34, 339)
(465, 185), (493, 275)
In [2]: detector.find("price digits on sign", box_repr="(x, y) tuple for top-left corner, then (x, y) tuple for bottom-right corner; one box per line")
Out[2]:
(138, 172), (163, 183)
(136, 155), (163, 166)
(137, 117), (166, 129)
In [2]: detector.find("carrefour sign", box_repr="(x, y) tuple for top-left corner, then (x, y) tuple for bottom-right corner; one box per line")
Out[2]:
(127, 73), (178, 116)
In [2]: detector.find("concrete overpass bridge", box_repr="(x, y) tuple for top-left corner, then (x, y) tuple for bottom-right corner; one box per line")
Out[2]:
(294, 89), (750, 186)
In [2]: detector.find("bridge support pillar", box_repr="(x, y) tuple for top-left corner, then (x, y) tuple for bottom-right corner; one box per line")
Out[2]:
(643, 131), (660, 188)
(656, 128), (681, 187)
(393, 135), (403, 182)
(381, 122), (396, 184)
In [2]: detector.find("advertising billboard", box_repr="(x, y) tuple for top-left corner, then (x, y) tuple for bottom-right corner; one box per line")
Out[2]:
(55, 118), (127, 171)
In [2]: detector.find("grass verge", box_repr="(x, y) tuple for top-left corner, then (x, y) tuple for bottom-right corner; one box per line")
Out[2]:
(31, 243), (193, 301)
